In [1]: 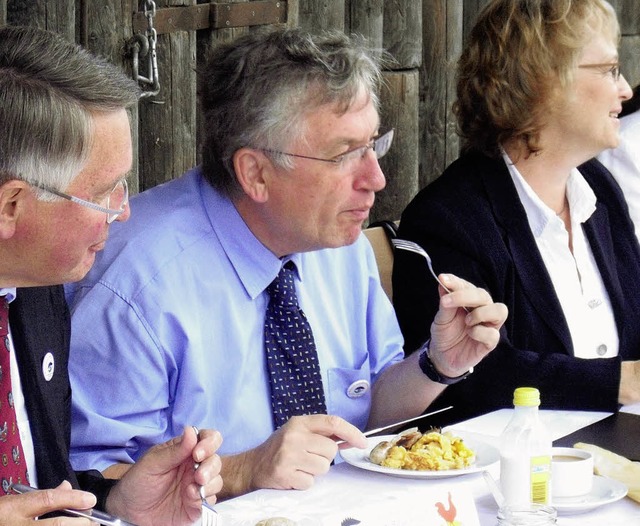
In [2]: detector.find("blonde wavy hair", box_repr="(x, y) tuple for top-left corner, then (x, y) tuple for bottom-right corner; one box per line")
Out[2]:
(454, 0), (619, 157)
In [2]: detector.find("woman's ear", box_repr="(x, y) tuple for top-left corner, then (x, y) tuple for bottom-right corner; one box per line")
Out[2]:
(0, 181), (30, 240)
(232, 148), (274, 203)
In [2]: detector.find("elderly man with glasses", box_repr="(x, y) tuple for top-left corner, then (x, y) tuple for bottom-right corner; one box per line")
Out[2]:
(66, 27), (507, 500)
(0, 25), (222, 524)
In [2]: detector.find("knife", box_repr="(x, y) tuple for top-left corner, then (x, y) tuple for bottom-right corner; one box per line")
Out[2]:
(10, 483), (138, 526)
(337, 405), (453, 445)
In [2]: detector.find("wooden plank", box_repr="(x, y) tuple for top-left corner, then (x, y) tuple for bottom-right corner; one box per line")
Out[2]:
(297, 0), (344, 31)
(210, 1), (287, 28)
(0, 1), (6, 25)
(132, 2), (287, 34)
(79, 1), (132, 79)
(286, 0), (299, 27)
(421, 0), (446, 189)
(138, 0), (198, 190)
(419, 0), (461, 189)
(81, 0), (141, 195)
(133, 4), (210, 34)
(347, 0), (384, 53)
(6, 0), (74, 40)
(610, 0), (640, 36)
(286, 0), (300, 27)
(610, 1), (639, 93)
(195, 0), (251, 169)
(196, 0), (251, 60)
(444, 0), (461, 169)
(620, 35), (640, 89)
(462, 0), (489, 43)
(372, 70), (420, 223)
(383, 0), (421, 69)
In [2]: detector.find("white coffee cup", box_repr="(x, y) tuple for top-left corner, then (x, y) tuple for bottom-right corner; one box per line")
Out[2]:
(551, 447), (594, 498)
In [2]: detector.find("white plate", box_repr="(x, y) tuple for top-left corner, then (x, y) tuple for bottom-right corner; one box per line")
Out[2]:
(552, 475), (628, 515)
(339, 432), (499, 479)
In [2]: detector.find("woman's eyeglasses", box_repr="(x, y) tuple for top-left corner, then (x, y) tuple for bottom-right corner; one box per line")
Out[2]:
(578, 62), (621, 82)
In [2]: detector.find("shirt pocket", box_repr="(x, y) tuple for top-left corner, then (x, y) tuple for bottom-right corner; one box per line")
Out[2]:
(326, 365), (372, 431)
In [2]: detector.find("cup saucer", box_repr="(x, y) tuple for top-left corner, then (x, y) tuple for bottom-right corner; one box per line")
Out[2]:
(552, 475), (628, 515)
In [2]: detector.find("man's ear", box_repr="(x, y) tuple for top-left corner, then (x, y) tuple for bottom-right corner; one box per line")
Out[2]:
(232, 148), (273, 203)
(0, 181), (30, 240)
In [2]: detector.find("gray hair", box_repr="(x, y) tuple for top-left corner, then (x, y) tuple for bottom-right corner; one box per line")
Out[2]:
(198, 27), (385, 197)
(0, 25), (139, 199)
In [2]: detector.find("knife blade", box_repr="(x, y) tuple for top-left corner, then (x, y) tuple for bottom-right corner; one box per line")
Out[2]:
(10, 483), (138, 526)
(337, 405), (453, 445)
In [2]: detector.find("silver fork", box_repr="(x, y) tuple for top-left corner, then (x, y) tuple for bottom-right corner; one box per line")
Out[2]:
(392, 238), (469, 312)
(192, 427), (218, 526)
(197, 480), (218, 526)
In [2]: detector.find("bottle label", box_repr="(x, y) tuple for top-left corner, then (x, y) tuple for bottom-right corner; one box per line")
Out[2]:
(530, 455), (551, 504)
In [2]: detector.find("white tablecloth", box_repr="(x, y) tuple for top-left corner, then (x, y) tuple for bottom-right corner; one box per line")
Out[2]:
(212, 409), (640, 526)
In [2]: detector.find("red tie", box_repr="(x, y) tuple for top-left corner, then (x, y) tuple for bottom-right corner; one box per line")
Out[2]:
(0, 297), (28, 493)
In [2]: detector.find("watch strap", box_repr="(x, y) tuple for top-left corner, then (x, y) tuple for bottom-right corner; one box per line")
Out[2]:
(418, 340), (473, 385)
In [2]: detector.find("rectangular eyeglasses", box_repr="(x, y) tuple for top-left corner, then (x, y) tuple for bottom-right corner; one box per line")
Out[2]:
(578, 62), (621, 82)
(32, 178), (128, 224)
(262, 128), (395, 168)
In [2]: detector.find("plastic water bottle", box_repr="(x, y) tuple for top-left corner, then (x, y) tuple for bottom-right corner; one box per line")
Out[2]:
(499, 387), (552, 507)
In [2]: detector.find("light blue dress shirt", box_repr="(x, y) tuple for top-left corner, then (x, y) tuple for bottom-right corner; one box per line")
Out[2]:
(66, 167), (404, 471)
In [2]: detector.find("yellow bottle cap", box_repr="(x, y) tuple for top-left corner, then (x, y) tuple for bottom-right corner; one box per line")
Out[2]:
(513, 387), (541, 407)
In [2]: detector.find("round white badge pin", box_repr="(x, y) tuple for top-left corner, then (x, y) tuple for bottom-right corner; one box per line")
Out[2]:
(42, 352), (55, 382)
(346, 379), (369, 398)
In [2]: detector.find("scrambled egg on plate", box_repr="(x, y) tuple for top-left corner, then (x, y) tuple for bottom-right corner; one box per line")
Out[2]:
(371, 430), (476, 471)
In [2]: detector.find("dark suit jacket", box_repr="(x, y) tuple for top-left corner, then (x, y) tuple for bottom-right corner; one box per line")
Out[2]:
(10, 285), (115, 507)
(393, 152), (640, 424)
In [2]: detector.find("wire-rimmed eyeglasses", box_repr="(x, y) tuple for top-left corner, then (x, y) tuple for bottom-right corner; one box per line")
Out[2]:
(578, 62), (621, 82)
(262, 128), (395, 168)
(32, 178), (129, 224)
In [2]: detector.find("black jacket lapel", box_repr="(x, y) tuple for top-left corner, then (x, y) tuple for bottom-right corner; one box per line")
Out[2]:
(479, 157), (573, 352)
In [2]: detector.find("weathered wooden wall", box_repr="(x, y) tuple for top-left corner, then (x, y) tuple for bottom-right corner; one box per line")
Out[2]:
(614, 0), (640, 88)
(1, 0), (639, 222)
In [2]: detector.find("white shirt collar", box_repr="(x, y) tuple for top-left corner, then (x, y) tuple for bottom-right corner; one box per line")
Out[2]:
(502, 151), (597, 237)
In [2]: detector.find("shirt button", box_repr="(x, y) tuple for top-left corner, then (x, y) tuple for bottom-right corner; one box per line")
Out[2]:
(596, 344), (607, 356)
(346, 379), (370, 398)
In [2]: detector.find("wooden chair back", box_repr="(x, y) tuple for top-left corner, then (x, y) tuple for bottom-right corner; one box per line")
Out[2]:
(363, 221), (398, 301)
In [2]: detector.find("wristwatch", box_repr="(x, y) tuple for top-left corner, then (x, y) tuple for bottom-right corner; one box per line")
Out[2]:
(418, 340), (473, 385)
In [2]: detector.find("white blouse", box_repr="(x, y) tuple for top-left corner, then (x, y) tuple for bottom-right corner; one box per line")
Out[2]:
(503, 153), (619, 359)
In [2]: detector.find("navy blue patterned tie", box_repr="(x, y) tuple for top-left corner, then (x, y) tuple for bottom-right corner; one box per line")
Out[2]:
(264, 261), (327, 428)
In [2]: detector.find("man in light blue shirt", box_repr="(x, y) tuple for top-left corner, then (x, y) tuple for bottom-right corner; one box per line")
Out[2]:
(67, 27), (507, 500)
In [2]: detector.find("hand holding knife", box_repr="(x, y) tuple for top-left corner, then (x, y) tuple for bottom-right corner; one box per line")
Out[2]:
(10, 483), (138, 526)
(336, 405), (453, 446)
